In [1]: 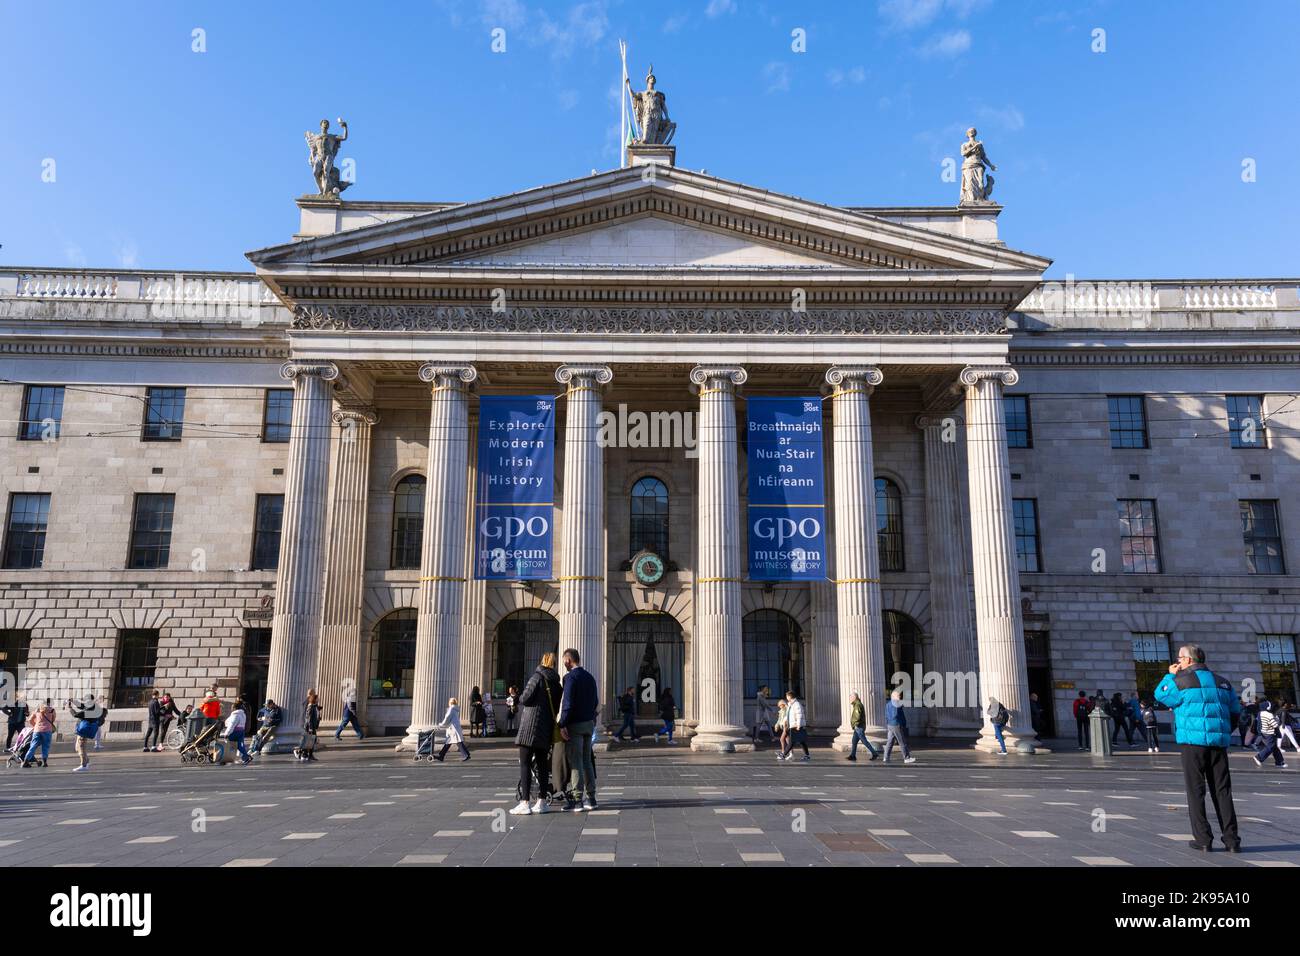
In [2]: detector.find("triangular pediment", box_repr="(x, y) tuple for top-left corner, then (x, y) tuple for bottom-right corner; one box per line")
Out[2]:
(248, 164), (1051, 277)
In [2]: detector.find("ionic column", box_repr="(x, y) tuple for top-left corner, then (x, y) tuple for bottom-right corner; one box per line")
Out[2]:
(690, 365), (750, 752)
(961, 366), (1037, 753)
(265, 361), (338, 748)
(556, 365), (612, 713)
(401, 364), (476, 749)
(809, 413), (841, 733)
(826, 365), (887, 748)
(916, 413), (980, 735)
(316, 405), (378, 726)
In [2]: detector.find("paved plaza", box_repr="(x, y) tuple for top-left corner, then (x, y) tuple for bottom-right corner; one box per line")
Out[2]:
(3, 738), (1297, 868)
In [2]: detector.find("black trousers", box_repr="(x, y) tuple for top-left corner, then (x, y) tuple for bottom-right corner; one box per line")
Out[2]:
(1076, 716), (1089, 747)
(518, 744), (550, 801)
(143, 721), (161, 749)
(1180, 744), (1240, 848)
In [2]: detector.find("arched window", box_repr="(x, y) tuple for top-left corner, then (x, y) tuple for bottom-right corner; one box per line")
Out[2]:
(369, 609), (416, 698)
(492, 609), (558, 696)
(612, 612), (685, 718)
(390, 475), (425, 569)
(882, 610), (923, 689)
(629, 476), (670, 559)
(742, 609), (804, 699)
(876, 477), (904, 571)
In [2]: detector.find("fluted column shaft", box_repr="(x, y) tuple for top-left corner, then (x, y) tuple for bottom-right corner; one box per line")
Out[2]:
(403, 364), (476, 748)
(827, 365), (887, 747)
(962, 366), (1036, 752)
(458, 414), (488, 704)
(690, 365), (749, 752)
(809, 409), (840, 732)
(917, 413), (980, 735)
(556, 365), (612, 711)
(317, 406), (378, 725)
(265, 361), (338, 746)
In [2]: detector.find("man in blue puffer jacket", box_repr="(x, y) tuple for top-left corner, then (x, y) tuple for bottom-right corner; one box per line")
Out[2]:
(1155, 643), (1242, 852)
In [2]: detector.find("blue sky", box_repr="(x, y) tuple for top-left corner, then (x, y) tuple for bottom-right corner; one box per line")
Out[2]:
(2, 0), (1297, 278)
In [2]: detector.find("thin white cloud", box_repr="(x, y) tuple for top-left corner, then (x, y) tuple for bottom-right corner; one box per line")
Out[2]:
(826, 65), (867, 87)
(977, 104), (1025, 132)
(480, 0), (528, 29)
(879, 0), (988, 30)
(706, 0), (736, 17)
(920, 29), (971, 57)
(763, 61), (790, 93)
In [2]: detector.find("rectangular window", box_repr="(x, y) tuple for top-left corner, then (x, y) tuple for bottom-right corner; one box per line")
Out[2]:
(113, 629), (160, 708)
(141, 387), (185, 441)
(1131, 633), (1172, 704)
(128, 494), (175, 569)
(251, 494), (284, 571)
(1118, 499), (1162, 573)
(262, 389), (293, 443)
(18, 385), (64, 441)
(1240, 499), (1285, 574)
(1004, 395), (1032, 448)
(0, 629), (32, 672)
(1012, 498), (1041, 573)
(1227, 394), (1267, 448)
(1107, 395), (1148, 449)
(1258, 634), (1298, 706)
(3, 493), (51, 569)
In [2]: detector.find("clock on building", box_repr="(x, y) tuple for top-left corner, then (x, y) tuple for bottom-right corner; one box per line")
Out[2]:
(631, 550), (666, 586)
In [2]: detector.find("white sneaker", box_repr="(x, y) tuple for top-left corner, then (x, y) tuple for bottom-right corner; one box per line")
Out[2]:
(775, 753), (786, 761)
(581, 799), (595, 811)
(72, 765), (88, 772)
(903, 757), (917, 764)
(667, 739), (677, 745)
(508, 800), (532, 815)
(531, 799), (548, 814)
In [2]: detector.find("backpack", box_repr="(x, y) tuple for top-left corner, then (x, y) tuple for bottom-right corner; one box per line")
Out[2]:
(1073, 698), (1087, 719)
(74, 718), (98, 739)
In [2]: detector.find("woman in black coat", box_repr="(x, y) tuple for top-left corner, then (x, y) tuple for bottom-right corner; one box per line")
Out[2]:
(509, 654), (563, 814)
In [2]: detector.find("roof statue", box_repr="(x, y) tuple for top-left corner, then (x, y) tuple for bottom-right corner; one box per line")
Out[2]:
(959, 126), (996, 205)
(627, 66), (676, 146)
(305, 118), (350, 198)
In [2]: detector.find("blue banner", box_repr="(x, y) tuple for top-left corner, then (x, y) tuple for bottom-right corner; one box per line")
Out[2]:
(746, 397), (827, 581)
(475, 396), (555, 580)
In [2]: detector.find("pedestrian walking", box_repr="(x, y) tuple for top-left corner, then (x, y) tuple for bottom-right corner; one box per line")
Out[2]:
(1236, 702), (1257, 749)
(774, 699), (789, 756)
(295, 689), (321, 762)
(3, 697), (29, 750)
(615, 686), (639, 741)
(1127, 692), (1146, 747)
(1252, 700), (1287, 769)
(433, 697), (470, 762)
(156, 692), (181, 750)
(483, 691), (498, 737)
(752, 685), (775, 743)
(1277, 703), (1300, 753)
(224, 697), (251, 765)
(1073, 690), (1092, 750)
(334, 685), (364, 740)
(1029, 692), (1043, 738)
(509, 653), (564, 815)
(23, 698), (56, 767)
(1109, 692), (1134, 747)
(557, 648), (598, 810)
(845, 692), (879, 762)
(883, 689), (916, 764)
(143, 690), (164, 752)
(779, 690), (809, 762)
(1140, 698), (1161, 752)
(469, 686), (484, 738)
(1155, 643), (1242, 852)
(987, 696), (1010, 754)
(505, 685), (518, 735)
(654, 688), (677, 744)
(68, 695), (100, 772)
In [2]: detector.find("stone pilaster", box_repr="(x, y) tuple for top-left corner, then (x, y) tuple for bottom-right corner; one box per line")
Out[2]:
(316, 405), (378, 726)
(401, 364), (476, 750)
(916, 412), (981, 736)
(809, 414), (840, 733)
(961, 365), (1038, 753)
(458, 413), (488, 703)
(690, 365), (751, 752)
(556, 365), (612, 711)
(826, 365), (887, 749)
(264, 360), (338, 748)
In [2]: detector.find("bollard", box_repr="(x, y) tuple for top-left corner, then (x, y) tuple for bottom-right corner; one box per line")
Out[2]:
(1089, 707), (1113, 757)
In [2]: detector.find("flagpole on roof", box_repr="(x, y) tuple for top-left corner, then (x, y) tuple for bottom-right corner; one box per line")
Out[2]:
(619, 39), (629, 168)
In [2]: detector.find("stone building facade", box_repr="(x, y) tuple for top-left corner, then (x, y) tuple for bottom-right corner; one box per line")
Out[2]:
(1, 155), (1296, 750)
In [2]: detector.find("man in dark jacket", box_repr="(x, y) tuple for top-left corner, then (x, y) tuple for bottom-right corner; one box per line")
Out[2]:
(1155, 643), (1242, 852)
(614, 686), (639, 742)
(142, 690), (163, 752)
(557, 648), (599, 811)
(1072, 691), (1092, 750)
(509, 657), (564, 815)
(3, 698), (29, 750)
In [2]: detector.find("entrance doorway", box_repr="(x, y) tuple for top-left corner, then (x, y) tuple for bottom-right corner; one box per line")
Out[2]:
(240, 628), (271, 709)
(611, 612), (684, 720)
(1024, 629), (1055, 737)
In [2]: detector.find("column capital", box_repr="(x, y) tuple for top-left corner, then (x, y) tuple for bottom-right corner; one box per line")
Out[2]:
(689, 365), (747, 389)
(332, 406), (379, 427)
(824, 365), (883, 392)
(280, 360), (340, 383)
(555, 364), (614, 387)
(418, 364), (478, 389)
(959, 365), (1019, 388)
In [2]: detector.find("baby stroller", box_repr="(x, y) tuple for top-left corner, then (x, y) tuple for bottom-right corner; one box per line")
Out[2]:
(179, 719), (224, 764)
(414, 729), (438, 763)
(5, 726), (34, 769)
